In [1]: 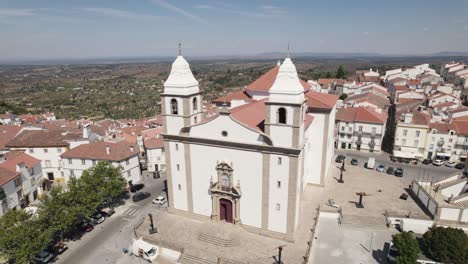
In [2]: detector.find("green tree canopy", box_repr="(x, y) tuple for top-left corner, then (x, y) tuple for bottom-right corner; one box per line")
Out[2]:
(423, 226), (468, 264)
(0, 210), (53, 263)
(339, 93), (348, 100)
(392, 232), (420, 264)
(336, 65), (346, 79)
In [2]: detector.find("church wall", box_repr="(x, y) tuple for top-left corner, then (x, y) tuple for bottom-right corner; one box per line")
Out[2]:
(190, 115), (264, 146)
(294, 151), (303, 228)
(304, 113), (325, 185)
(169, 142), (188, 211)
(190, 144), (263, 229)
(268, 155), (290, 233)
(270, 126), (293, 147)
(166, 116), (184, 135)
(326, 107), (337, 180)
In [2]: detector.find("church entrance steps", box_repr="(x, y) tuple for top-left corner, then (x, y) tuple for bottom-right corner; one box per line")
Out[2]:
(340, 214), (388, 230)
(179, 253), (217, 264)
(198, 231), (241, 247)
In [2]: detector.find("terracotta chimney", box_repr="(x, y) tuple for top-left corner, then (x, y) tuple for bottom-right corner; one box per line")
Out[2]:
(130, 145), (134, 152)
(106, 145), (110, 155)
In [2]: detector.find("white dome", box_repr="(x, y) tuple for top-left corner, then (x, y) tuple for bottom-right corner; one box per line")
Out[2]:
(164, 55), (199, 95)
(269, 58), (305, 103)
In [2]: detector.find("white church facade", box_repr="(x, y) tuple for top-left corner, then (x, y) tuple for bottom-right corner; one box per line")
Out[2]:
(162, 54), (338, 241)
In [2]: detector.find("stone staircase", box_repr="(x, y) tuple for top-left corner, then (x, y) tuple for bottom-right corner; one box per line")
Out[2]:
(435, 177), (467, 190)
(340, 214), (387, 229)
(198, 232), (241, 247)
(179, 253), (217, 264)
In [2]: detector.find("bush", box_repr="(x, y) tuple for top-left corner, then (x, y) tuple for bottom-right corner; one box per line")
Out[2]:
(392, 232), (420, 264)
(423, 226), (468, 264)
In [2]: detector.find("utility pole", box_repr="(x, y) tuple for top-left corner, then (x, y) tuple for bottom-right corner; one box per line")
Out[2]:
(276, 245), (286, 264)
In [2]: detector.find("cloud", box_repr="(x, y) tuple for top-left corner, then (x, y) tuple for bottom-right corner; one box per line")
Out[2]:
(82, 8), (161, 21)
(363, 31), (369, 35)
(150, 0), (204, 22)
(423, 27), (429, 32)
(194, 5), (214, 10)
(193, 3), (286, 19)
(0, 8), (35, 17)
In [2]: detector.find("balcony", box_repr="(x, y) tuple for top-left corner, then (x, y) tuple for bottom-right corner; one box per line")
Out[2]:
(353, 131), (382, 138)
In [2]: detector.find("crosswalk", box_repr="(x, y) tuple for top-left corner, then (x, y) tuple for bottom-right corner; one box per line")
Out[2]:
(121, 207), (142, 217)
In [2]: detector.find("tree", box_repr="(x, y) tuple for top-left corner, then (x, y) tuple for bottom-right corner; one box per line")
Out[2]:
(78, 161), (126, 203)
(381, 101), (396, 154)
(336, 65), (346, 79)
(339, 93), (348, 100)
(423, 226), (468, 264)
(392, 232), (420, 264)
(0, 210), (52, 263)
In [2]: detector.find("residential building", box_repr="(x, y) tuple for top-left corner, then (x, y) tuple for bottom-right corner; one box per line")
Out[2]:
(162, 54), (337, 241)
(6, 129), (87, 188)
(335, 107), (388, 152)
(144, 137), (165, 173)
(0, 151), (44, 216)
(60, 141), (141, 186)
(0, 125), (23, 155)
(394, 112), (430, 159)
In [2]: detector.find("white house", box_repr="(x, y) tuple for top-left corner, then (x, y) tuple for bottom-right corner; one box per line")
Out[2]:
(0, 151), (44, 216)
(394, 112), (430, 159)
(60, 141), (141, 186)
(6, 129), (87, 189)
(161, 54), (337, 242)
(335, 107), (388, 152)
(144, 137), (165, 173)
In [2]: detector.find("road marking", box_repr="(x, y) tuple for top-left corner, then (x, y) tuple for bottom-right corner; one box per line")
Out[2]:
(121, 218), (132, 221)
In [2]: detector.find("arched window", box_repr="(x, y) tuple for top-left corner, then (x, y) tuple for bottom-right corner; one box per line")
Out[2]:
(278, 107), (287, 124)
(170, 99), (178, 114)
(192, 97), (197, 112)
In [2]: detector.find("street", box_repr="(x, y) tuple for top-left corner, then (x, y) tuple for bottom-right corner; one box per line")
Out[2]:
(56, 172), (167, 264)
(335, 149), (460, 185)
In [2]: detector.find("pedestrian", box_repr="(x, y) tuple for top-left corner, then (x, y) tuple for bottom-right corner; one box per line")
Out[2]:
(122, 247), (128, 255)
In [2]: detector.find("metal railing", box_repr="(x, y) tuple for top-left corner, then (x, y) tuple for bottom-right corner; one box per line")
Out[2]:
(302, 206), (320, 264)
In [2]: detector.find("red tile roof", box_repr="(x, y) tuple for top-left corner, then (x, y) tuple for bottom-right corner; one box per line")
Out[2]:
(1, 151), (40, 172)
(61, 141), (139, 162)
(432, 101), (457, 109)
(453, 120), (468, 136)
(305, 91), (338, 111)
(144, 137), (164, 149)
(212, 90), (252, 105)
(230, 100), (266, 132)
(6, 130), (82, 148)
(394, 85), (409, 91)
(429, 123), (456, 133)
(0, 167), (19, 186)
(246, 66), (310, 93)
(336, 107), (387, 124)
(345, 92), (389, 108)
(0, 125), (23, 150)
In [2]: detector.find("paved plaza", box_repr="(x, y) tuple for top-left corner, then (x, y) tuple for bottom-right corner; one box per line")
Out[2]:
(137, 184), (325, 264)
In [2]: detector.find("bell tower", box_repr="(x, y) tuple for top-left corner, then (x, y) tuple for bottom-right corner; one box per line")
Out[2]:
(264, 57), (307, 148)
(161, 44), (203, 135)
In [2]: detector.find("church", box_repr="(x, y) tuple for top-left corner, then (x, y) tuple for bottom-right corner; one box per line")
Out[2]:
(161, 52), (338, 241)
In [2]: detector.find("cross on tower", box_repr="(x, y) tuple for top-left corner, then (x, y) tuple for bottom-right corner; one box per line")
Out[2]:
(178, 42), (182, 56)
(287, 42), (290, 58)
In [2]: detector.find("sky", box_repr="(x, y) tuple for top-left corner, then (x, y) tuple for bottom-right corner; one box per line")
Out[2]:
(0, 0), (468, 60)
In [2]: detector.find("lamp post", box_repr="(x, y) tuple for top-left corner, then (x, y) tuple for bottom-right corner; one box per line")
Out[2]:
(338, 156), (345, 183)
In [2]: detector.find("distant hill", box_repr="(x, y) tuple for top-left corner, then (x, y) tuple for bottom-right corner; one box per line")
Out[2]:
(428, 51), (468, 57)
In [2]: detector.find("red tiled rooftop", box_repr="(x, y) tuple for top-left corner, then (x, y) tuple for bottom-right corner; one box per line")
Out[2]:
(6, 130), (82, 148)
(0, 167), (19, 186)
(429, 122), (456, 133)
(305, 91), (338, 111)
(246, 66), (310, 93)
(144, 137), (164, 149)
(212, 90), (252, 105)
(61, 141), (139, 162)
(0, 151), (40, 173)
(230, 100), (267, 132)
(336, 107), (387, 124)
(453, 120), (468, 136)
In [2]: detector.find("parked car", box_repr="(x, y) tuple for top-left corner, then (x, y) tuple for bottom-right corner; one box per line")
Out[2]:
(394, 168), (404, 177)
(445, 161), (456, 168)
(335, 154), (345, 163)
(91, 212), (105, 224)
(152, 196), (167, 205)
(422, 159), (432, 165)
(100, 207), (115, 217)
(350, 158), (358, 166)
(33, 250), (54, 263)
(366, 157), (375, 169)
(129, 183), (145, 193)
(376, 164), (385, 172)
(386, 242), (398, 263)
(132, 192), (151, 202)
(432, 159), (445, 166)
(386, 167), (395, 175)
(455, 163), (465, 170)
(80, 221), (94, 232)
(48, 241), (68, 255)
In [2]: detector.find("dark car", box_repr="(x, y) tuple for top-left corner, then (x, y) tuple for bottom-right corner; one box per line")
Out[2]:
(335, 154), (345, 163)
(100, 207), (115, 217)
(350, 158), (358, 165)
(80, 221), (94, 232)
(386, 167), (395, 175)
(422, 159), (431, 165)
(455, 163), (465, 170)
(33, 250), (54, 263)
(91, 212), (105, 224)
(129, 183), (145, 193)
(132, 192), (151, 202)
(394, 168), (404, 177)
(48, 241), (68, 255)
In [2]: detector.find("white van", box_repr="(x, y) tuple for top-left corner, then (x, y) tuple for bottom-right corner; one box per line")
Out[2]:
(131, 238), (159, 262)
(366, 157), (375, 169)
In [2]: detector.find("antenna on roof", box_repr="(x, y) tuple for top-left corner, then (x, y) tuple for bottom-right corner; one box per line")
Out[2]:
(178, 42), (182, 56)
(287, 42), (291, 58)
